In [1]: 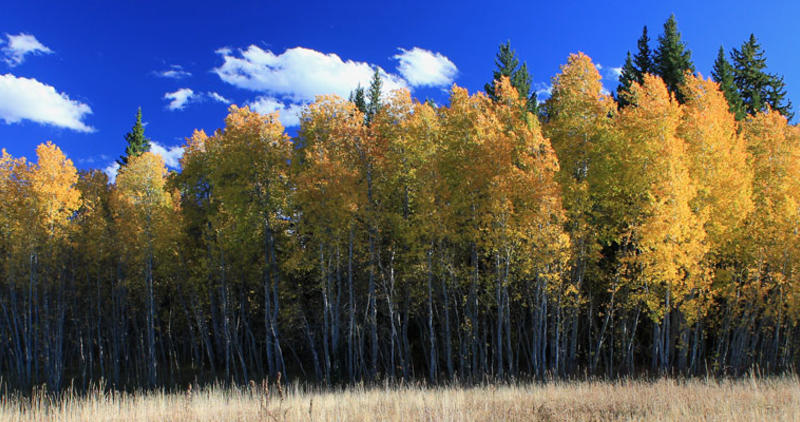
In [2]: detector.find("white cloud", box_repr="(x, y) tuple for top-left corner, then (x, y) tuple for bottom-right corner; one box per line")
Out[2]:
(208, 91), (231, 104)
(103, 161), (119, 183)
(248, 96), (304, 127)
(610, 67), (622, 78)
(164, 89), (231, 110)
(0, 73), (94, 132)
(2, 33), (53, 66)
(215, 47), (232, 56)
(213, 45), (462, 127)
(213, 45), (407, 102)
(154, 65), (191, 79)
(534, 82), (552, 101)
(150, 141), (184, 168)
(393, 47), (457, 88)
(164, 88), (196, 110)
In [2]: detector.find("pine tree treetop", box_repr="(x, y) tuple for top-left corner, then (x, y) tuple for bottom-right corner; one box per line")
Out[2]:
(634, 25), (653, 78)
(485, 40), (537, 114)
(654, 14), (695, 102)
(117, 107), (152, 167)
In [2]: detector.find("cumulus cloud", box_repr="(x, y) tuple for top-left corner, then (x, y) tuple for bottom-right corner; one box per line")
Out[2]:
(213, 45), (461, 127)
(213, 45), (407, 102)
(248, 96), (305, 127)
(164, 88), (196, 110)
(393, 47), (457, 88)
(0, 73), (94, 132)
(610, 67), (622, 78)
(154, 65), (191, 79)
(103, 161), (120, 183)
(208, 91), (231, 104)
(150, 141), (184, 168)
(2, 33), (53, 66)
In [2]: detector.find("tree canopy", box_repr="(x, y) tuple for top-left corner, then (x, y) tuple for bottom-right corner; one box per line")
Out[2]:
(0, 21), (798, 392)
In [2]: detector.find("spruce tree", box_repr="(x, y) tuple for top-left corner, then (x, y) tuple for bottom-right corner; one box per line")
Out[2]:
(711, 46), (745, 120)
(654, 14), (695, 102)
(117, 107), (151, 166)
(766, 74), (793, 119)
(633, 26), (654, 78)
(485, 40), (537, 113)
(349, 85), (368, 115)
(732, 34), (769, 115)
(731, 34), (793, 119)
(617, 27), (654, 108)
(366, 68), (382, 125)
(513, 61), (535, 112)
(616, 51), (638, 107)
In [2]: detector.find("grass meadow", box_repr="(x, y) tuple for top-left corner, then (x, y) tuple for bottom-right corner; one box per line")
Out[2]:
(1, 375), (799, 421)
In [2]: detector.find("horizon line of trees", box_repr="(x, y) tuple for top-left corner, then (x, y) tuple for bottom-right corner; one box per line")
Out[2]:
(1, 16), (799, 392)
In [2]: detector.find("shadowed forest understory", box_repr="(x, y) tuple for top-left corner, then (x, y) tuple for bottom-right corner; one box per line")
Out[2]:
(1, 16), (800, 393)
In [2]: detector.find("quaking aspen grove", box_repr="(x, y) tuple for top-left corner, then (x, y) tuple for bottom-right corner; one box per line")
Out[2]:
(1, 51), (799, 391)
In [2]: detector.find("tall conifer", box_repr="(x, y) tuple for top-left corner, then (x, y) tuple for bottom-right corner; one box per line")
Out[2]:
(485, 40), (537, 113)
(633, 26), (654, 77)
(711, 46), (745, 120)
(654, 14), (695, 102)
(616, 52), (638, 107)
(117, 107), (152, 166)
(732, 34), (793, 118)
(366, 68), (383, 125)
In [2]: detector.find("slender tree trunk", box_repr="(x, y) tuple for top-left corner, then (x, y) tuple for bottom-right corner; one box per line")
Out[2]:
(347, 228), (356, 382)
(426, 247), (436, 383)
(264, 228), (275, 377)
(302, 314), (323, 382)
(320, 243), (331, 384)
(368, 232), (378, 379)
(146, 249), (157, 387)
(442, 252), (453, 380)
(383, 250), (398, 380)
(266, 220), (286, 377)
(495, 252), (503, 379)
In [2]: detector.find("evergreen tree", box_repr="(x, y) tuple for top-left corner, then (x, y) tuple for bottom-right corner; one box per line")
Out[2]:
(711, 46), (745, 120)
(766, 74), (793, 119)
(732, 34), (769, 116)
(117, 107), (152, 166)
(485, 40), (537, 113)
(731, 34), (793, 119)
(514, 62), (536, 113)
(366, 68), (382, 125)
(616, 51), (638, 107)
(653, 14), (695, 102)
(616, 26), (656, 108)
(633, 26), (654, 77)
(349, 85), (368, 115)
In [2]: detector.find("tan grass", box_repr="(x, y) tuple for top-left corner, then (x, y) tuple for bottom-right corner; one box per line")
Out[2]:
(1, 376), (799, 421)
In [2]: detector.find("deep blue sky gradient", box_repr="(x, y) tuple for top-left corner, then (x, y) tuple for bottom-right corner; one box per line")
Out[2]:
(2, 0), (798, 171)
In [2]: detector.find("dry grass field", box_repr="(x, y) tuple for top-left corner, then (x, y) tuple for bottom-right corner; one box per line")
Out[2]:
(1, 376), (799, 421)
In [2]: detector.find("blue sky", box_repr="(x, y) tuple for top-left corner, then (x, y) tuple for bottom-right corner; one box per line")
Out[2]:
(2, 0), (798, 179)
